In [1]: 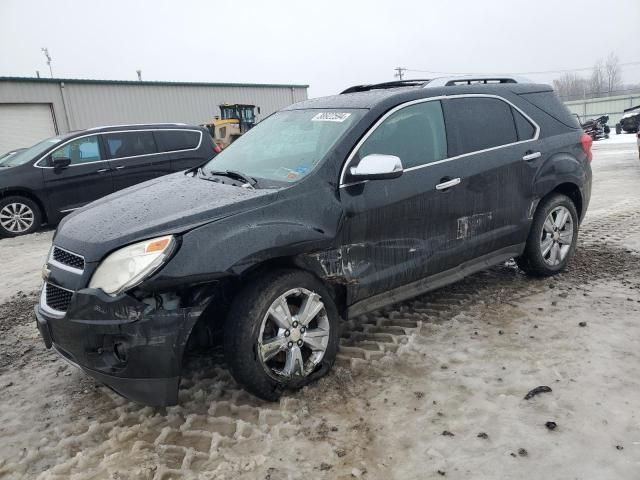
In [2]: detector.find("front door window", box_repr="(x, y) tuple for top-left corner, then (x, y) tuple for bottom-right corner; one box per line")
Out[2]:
(51, 135), (102, 165)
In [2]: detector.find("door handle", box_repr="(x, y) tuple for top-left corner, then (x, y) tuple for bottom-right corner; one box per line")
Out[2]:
(96, 168), (109, 173)
(436, 177), (461, 191)
(523, 151), (541, 161)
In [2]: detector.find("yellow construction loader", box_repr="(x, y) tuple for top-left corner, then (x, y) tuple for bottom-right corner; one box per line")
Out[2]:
(203, 104), (260, 150)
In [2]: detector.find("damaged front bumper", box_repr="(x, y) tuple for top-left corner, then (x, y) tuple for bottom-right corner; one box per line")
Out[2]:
(34, 287), (204, 406)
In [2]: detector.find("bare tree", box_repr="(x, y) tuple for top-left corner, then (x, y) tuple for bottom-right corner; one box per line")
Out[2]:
(553, 72), (587, 100)
(605, 52), (622, 94)
(589, 59), (606, 96)
(552, 53), (626, 100)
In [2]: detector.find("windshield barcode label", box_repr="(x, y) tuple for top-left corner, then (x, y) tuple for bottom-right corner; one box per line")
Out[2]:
(312, 112), (352, 123)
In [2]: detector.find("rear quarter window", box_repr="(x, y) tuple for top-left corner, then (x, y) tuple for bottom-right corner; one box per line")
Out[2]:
(511, 107), (536, 141)
(155, 130), (201, 152)
(446, 97), (518, 155)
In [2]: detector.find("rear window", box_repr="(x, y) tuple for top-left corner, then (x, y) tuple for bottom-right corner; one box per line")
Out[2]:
(447, 97), (517, 155)
(156, 130), (201, 152)
(104, 131), (157, 159)
(512, 108), (536, 140)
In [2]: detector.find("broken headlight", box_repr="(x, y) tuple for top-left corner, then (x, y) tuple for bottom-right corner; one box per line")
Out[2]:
(89, 235), (176, 296)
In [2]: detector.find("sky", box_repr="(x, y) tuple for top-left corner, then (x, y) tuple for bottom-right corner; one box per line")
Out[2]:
(1, 0), (639, 98)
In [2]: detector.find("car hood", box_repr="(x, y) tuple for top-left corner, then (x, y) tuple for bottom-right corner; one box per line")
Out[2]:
(54, 172), (278, 262)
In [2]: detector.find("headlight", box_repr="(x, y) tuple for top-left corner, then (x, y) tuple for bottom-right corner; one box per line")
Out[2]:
(89, 235), (176, 295)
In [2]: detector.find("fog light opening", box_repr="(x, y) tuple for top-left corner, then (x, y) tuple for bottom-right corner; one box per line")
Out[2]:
(113, 342), (128, 363)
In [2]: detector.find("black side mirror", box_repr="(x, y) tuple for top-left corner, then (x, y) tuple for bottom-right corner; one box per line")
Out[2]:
(52, 157), (71, 170)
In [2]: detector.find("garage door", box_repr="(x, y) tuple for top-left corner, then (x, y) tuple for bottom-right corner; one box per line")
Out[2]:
(0, 104), (57, 154)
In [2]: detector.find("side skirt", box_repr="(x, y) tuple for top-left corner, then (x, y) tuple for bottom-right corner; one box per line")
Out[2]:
(346, 243), (525, 319)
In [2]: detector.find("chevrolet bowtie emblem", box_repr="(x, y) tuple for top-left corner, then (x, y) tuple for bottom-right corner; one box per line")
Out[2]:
(42, 265), (51, 281)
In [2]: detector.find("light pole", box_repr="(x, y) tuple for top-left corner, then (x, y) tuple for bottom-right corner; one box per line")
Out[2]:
(41, 48), (53, 78)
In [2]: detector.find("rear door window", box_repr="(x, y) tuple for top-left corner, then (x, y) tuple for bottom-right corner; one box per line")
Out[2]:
(155, 130), (201, 152)
(50, 135), (103, 165)
(103, 131), (158, 159)
(446, 97), (518, 155)
(356, 100), (447, 169)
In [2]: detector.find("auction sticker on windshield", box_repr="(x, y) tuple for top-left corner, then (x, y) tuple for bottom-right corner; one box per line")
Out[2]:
(312, 112), (352, 122)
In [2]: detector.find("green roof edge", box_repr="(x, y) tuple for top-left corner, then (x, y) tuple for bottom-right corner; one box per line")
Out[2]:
(0, 76), (309, 89)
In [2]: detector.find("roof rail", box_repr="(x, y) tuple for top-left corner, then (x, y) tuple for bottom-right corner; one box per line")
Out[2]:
(340, 79), (431, 94)
(86, 122), (188, 130)
(423, 75), (527, 87)
(340, 74), (532, 94)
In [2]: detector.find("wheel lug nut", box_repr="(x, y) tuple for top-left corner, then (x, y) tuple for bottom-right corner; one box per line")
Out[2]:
(288, 341), (294, 348)
(300, 326), (306, 333)
(284, 330), (290, 337)
(297, 339), (303, 347)
(292, 321), (299, 328)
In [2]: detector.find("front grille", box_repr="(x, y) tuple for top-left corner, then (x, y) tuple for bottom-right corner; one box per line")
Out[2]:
(45, 283), (73, 312)
(52, 247), (85, 271)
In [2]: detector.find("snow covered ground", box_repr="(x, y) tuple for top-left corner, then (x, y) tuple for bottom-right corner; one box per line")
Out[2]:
(0, 229), (52, 304)
(597, 132), (638, 145)
(0, 140), (639, 479)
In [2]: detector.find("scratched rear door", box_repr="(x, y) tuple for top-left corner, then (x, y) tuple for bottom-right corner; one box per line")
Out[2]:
(439, 95), (537, 264)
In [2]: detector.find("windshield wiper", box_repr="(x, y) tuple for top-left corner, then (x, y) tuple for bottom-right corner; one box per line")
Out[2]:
(206, 169), (258, 188)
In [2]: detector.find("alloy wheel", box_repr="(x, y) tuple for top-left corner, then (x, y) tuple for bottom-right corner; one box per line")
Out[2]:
(257, 288), (330, 380)
(0, 202), (35, 234)
(540, 206), (574, 266)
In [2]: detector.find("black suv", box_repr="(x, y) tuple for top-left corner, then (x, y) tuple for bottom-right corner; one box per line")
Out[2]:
(35, 77), (593, 406)
(0, 124), (215, 237)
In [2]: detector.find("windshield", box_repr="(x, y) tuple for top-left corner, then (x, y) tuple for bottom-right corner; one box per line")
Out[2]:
(0, 136), (65, 167)
(0, 150), (23, 165)
(203, 109), (365, 184)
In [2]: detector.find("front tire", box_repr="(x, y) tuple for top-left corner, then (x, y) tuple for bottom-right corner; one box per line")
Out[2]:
(223, 269), (340, 401)
(516, 193), (579, 277)
(0, 196), (42, 238)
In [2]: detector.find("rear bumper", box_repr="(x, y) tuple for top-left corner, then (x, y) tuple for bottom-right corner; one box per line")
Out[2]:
(34, 288), (204, 406)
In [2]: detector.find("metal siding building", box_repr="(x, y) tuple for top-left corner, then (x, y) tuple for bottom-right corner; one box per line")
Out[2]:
(564, 93), (640, 125)
(0, 77), (308, 151)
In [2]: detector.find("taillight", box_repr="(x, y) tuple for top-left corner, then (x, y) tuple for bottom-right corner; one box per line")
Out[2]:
(581, 133), (593, 163)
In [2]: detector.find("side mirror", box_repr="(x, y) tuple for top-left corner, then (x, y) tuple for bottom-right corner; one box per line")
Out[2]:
(348, 154), (403, 181)
(52, 157), (71, 170)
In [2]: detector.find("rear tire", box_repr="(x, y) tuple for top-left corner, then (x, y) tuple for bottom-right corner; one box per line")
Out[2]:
(223, 269), (340, 401)
(516, 193), (579, 277)
(0, 196), (41, 238)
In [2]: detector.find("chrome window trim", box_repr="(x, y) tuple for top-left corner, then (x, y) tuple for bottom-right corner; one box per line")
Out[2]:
(339, 93), (540, 187)
(33, 128), (203, 169)
(49, 246), (85, 274)
(102, 128), (203, 162)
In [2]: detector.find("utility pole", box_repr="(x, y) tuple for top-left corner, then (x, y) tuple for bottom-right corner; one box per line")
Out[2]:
(41, 48), (53, 77)
(394, 67), (407, 81)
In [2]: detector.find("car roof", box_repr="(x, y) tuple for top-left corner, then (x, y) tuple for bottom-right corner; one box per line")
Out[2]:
(285, 82), (554, 111)
(82, 123), (202, 133)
